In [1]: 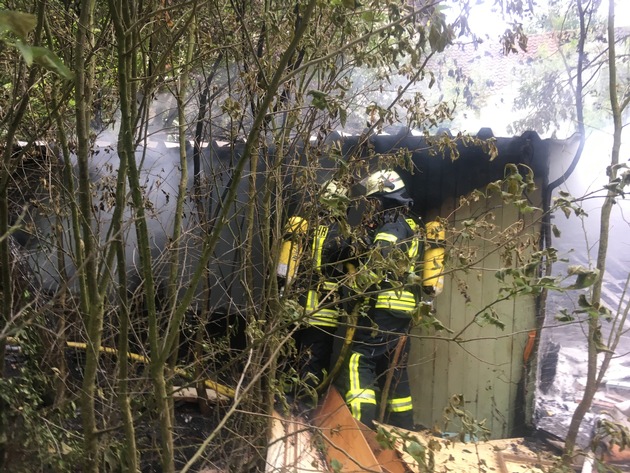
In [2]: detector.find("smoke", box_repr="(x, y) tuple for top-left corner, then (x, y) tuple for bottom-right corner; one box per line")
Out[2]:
(536, 126), (630, 441)
(22, 137), (198, 294)
(549, 129), (630, 310)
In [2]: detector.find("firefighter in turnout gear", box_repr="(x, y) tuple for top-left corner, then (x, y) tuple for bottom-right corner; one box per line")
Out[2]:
(343, 169), (434, 430)
(277, 180), (353, 400)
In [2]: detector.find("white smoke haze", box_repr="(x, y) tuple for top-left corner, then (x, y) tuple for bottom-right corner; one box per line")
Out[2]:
(535, 126), (630, 445)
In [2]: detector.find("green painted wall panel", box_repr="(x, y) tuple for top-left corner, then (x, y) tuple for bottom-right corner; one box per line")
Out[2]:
(409, 180), (543, 439)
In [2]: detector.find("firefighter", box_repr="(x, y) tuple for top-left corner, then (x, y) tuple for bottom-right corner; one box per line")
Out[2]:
(277, 179), (353, 402)
(343, 169), (429, 430)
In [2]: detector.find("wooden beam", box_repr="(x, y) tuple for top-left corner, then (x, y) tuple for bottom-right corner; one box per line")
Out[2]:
(311, 387), (384, 472)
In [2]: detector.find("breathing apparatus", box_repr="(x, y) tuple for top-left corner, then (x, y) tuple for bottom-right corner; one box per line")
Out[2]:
(277, 215), (308, 284)
(277, 179), (348, 284)
(422, 220), (446, 296)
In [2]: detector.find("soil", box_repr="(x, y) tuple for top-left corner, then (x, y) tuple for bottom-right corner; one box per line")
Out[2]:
(2, 345), (263, 473)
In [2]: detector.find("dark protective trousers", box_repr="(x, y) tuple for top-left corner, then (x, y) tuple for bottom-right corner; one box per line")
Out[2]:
(294, 324), (337, 392)
(344, 310), (414, 430)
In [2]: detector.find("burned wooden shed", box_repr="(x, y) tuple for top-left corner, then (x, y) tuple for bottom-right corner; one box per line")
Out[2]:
(10, 128), (580, 440)
(335, 128), (580, 439)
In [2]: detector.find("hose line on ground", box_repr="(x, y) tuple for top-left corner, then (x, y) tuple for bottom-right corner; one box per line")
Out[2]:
(7, 337), (236, 399)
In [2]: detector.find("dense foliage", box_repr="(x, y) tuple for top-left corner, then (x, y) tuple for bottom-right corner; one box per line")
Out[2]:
(1, 0), (628, 472)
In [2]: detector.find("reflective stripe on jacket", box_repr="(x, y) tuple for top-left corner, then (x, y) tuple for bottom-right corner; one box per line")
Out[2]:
(305, 282), (338, 327)
(373, 216), (422, 316)
(375, 289), (417, 312)
(304, 222), (345, 326)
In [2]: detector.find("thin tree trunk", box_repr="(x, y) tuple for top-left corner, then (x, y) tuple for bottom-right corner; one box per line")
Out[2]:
(108, 0), (176, 469)
(50, 112), (72, 407)
(75, 0), (105, 470)
(111, 80), (137, 473)
(165, 10), (196, 368)
(0, 16), (41, 467)
(564, 0), (622, 460)
(115, 244), (138, 473)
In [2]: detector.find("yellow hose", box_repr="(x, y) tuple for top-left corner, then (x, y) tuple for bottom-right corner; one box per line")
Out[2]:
(9, 338), (236, 399)
(65, 341), (150, 364)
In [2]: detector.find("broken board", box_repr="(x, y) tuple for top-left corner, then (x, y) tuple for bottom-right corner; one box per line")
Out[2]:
(265, 410), (329, 473)
(312, 387), (408, 473)
(172, 386), (230, 403)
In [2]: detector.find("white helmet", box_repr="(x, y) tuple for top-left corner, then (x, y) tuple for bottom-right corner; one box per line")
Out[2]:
(360, 170), (413, 207)
(363, 170), (405, 196)
(319, 179), (350, 215)
(321, 179), (348, 200)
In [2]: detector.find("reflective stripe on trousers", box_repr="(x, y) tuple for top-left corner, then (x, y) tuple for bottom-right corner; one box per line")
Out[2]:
(387, 395), (413, 413)
(346, 352), (376, 422)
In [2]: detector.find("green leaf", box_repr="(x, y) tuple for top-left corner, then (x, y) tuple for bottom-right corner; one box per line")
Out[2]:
(14, 41), (73, 79)
(594, 328), (614, 354)
(361, 10), (376, 22)
(308, 90), (328, 110)
(574, 207), (588, 217)
(476, 310), (506, 330)
(29, 46), (73, 79)
(552, 224), (561, 238)
(375, 427), (396, 449)
(339, 107), (347, 128)
(599, 304), (612, 322)
(565, 266), (600, 290)
(405, 440), (425, 464)
(486, 180), (501, 195)
(422, 314), (453, 333)
(0, 10), (36, 40)
(14, 39), (33, 65)
(428, 23), (445, 53)
(514, 199), (537, 213)
(578, 293), (591, 308)
(555, 309), (574, 322)
(538, 276), (558, 288)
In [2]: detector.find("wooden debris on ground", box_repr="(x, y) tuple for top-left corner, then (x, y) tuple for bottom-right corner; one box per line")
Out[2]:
(311, 387), (387, 472)
(375, 423), (560, 473)
(265, 387), (585, 473)
(171, 386), (230, 403)
(265, 410), (329, 473)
